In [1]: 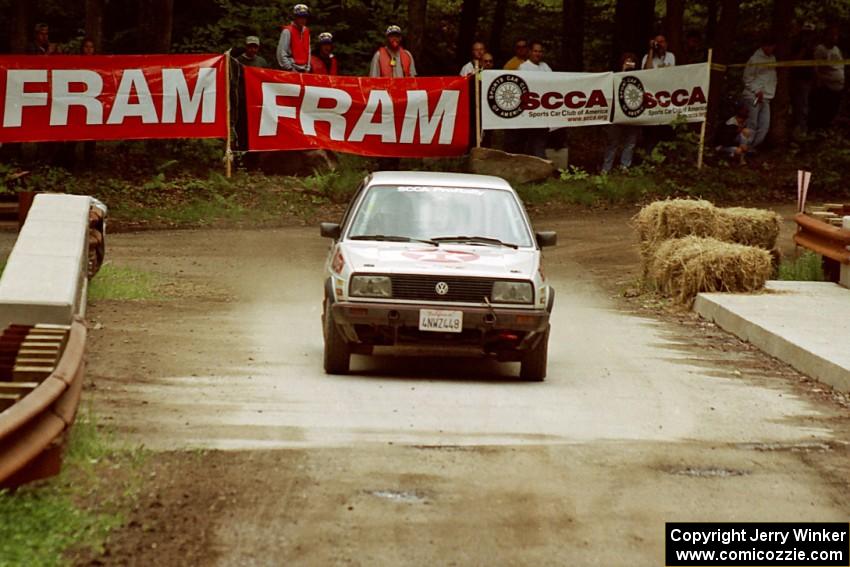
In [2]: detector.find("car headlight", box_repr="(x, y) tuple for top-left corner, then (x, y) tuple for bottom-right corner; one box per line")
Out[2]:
(350, 275), (392, 298)
(491, 281), (533, 304)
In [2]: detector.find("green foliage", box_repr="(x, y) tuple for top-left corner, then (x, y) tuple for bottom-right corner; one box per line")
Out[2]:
(0, 409), (125, 567)
(88, 264), (161, 301)
(303, 166), (367, 203)
(778, 252), (825, 282)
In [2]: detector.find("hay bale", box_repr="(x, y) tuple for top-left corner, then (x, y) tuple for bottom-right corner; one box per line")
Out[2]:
(649, 236), (773, 304)
(634, 199), (720, 266)
(717, 207), (782, 250)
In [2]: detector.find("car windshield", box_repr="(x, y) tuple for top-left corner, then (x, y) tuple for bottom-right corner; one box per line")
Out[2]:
(347, 185), (533, 247)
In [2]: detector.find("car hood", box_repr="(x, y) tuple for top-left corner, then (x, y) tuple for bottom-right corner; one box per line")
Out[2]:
(339, 241), (537, 278)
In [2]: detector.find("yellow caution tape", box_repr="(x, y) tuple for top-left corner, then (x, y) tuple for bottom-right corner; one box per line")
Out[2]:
(711, 59), (850, 72)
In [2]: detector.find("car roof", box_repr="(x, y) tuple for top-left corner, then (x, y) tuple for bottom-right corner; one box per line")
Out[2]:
(366, 171), (514, 191)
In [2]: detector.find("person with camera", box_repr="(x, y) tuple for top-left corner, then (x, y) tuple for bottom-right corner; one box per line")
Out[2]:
(642, 34), (675, 69)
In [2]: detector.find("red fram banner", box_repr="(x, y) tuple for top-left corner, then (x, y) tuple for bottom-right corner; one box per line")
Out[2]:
(0, 54), (227, 143)
(244, 68), (471, 157)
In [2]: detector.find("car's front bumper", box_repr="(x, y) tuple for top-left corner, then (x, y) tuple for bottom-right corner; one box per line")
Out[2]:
(330, 301), (550, 360)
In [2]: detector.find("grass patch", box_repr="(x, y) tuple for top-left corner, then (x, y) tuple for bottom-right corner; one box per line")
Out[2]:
(778, 251), (825, 282)
(0, 409), (141, 567)
(88, 264), (159, 301)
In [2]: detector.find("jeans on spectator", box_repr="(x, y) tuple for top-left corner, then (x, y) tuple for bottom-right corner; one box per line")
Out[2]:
(743, 95), (771, 148)
(718, 131), (754, 158)
(602, 125), (639, 172)
(791, 80), (812, 135)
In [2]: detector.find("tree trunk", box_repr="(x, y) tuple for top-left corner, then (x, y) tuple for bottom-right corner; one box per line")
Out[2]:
(138, 0), (173, 53)
(665, 0), (684, 63)
(489, 0), (509, 63)
(455, 0), (481, 68)
(10, 0), (30, 54)
(562, 0), (585, 71)
(768, 0), (794, 146)
(705, 0), (740, 140)
(407, 0), (427, 65)
(611, 0), (656, 69)
(705, 0), (718, 46)
(85, 0), (104, 52)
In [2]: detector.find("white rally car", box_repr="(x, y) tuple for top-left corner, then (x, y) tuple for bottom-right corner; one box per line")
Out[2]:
(320, 171), (556, 380)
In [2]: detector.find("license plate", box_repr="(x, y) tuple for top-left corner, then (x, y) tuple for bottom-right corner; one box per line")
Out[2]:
(419, 309), (463, 333)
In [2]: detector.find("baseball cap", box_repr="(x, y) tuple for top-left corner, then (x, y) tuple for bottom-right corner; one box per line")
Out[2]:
(317, 32), (333, 44)
(293, 4), (310, 16)
(386, 25), (402, 36)
(246, 36), (260, 46)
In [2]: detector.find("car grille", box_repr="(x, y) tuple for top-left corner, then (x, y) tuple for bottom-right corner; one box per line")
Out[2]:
(389, 275), (495, 303)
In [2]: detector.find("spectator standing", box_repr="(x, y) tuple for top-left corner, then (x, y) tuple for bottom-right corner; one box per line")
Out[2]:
(460, 41), (486, 76)
(790, 22), (817, 136)
(81, 37), (96, 56)
(504, 38), (529, 70)
(642, 35), (675, 69)
(277, 4), (311, 72)
(238, 36), (270, 68)
(742, 37), (777, 148)
(370, 25), (416, 78)
(517, 42), (552, 158)
(810, 25), (845, 130)
(481, 53), (495, 70)
(310, 32), (338, 75)
(682, 31), (706, 64)
(26, 23), (53, 55)
(602, 53), (640, 173)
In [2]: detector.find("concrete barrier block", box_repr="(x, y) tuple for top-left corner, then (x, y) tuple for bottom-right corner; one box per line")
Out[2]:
(0, 194), (91, 329)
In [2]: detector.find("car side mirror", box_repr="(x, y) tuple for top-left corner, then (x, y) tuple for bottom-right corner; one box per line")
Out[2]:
(536, 231), (557, 248)
(320, 222), (341, 239)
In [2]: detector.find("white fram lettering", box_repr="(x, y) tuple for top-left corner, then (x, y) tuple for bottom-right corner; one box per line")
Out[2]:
(50, 70), (103, 126)
(107, 69), (158, 124)
(399, 90), (459, 144)
(259, 83), (301, 136)
(3, 70), (48, 127)
(299, 86), (352, 141)
(349, 89), (395, 143)
(161, 68), (217, 123)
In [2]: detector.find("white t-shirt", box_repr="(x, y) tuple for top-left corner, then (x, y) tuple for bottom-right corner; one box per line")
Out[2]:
(814, 44), (845, 91)
(519, 60), (552, 72)
(460, 61), (475, 76)
(641, 52), (676, 69)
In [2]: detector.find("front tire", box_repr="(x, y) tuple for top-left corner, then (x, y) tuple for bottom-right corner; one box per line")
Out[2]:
(520, 326), (549, 382)
(323, 299), (350, 374)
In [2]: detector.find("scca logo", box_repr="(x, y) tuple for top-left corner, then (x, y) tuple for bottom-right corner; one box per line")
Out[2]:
(520, 89), (608, 111)
(487, 75), (529, 119)
(618, 75), (707, 118)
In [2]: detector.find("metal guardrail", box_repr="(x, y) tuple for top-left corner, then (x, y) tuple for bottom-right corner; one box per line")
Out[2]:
(0, 320), (86, 487)
(794, 213), (850, 264)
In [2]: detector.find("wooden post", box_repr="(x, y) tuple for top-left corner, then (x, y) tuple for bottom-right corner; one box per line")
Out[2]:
(474, 60), (482, 148)
(697, 48), (713, 170)
(224, 50), (233, 178)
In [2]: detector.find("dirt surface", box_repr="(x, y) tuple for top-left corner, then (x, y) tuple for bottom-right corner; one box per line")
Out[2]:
(35, 205), (850, 565)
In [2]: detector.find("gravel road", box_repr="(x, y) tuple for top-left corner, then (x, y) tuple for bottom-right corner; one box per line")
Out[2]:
(79, 210), (850, 566)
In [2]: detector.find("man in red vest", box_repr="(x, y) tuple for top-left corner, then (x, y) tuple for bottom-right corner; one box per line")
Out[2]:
(369, 25), (417, 78)
(277, 4), (311, 72)
(310, 32), (338, 75)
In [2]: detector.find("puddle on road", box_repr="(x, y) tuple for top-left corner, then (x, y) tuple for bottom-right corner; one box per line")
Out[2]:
(668, 467), (750, 478)
(368, 489), (429, 504)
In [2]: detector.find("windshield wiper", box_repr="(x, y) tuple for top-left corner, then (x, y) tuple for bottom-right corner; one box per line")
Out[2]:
(431, 236), (519, 249)
(349, 235), (439, 246)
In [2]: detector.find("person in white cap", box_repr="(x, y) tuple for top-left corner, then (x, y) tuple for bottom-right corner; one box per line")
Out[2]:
(370, 25), (416, 78)
(237, 36), (269, 68)
(311, 32), (338, 75)
(277, 4), (311, 72)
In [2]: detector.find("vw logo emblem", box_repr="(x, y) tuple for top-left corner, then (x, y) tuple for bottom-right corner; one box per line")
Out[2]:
(435, 282), (449, 296)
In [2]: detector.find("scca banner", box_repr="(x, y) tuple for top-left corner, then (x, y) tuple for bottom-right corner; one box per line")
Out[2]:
(481, 70), (613, 130)
(612, 63), (709, 125)
(244, 68), (470, 157)
(0, 55), (227, 143)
